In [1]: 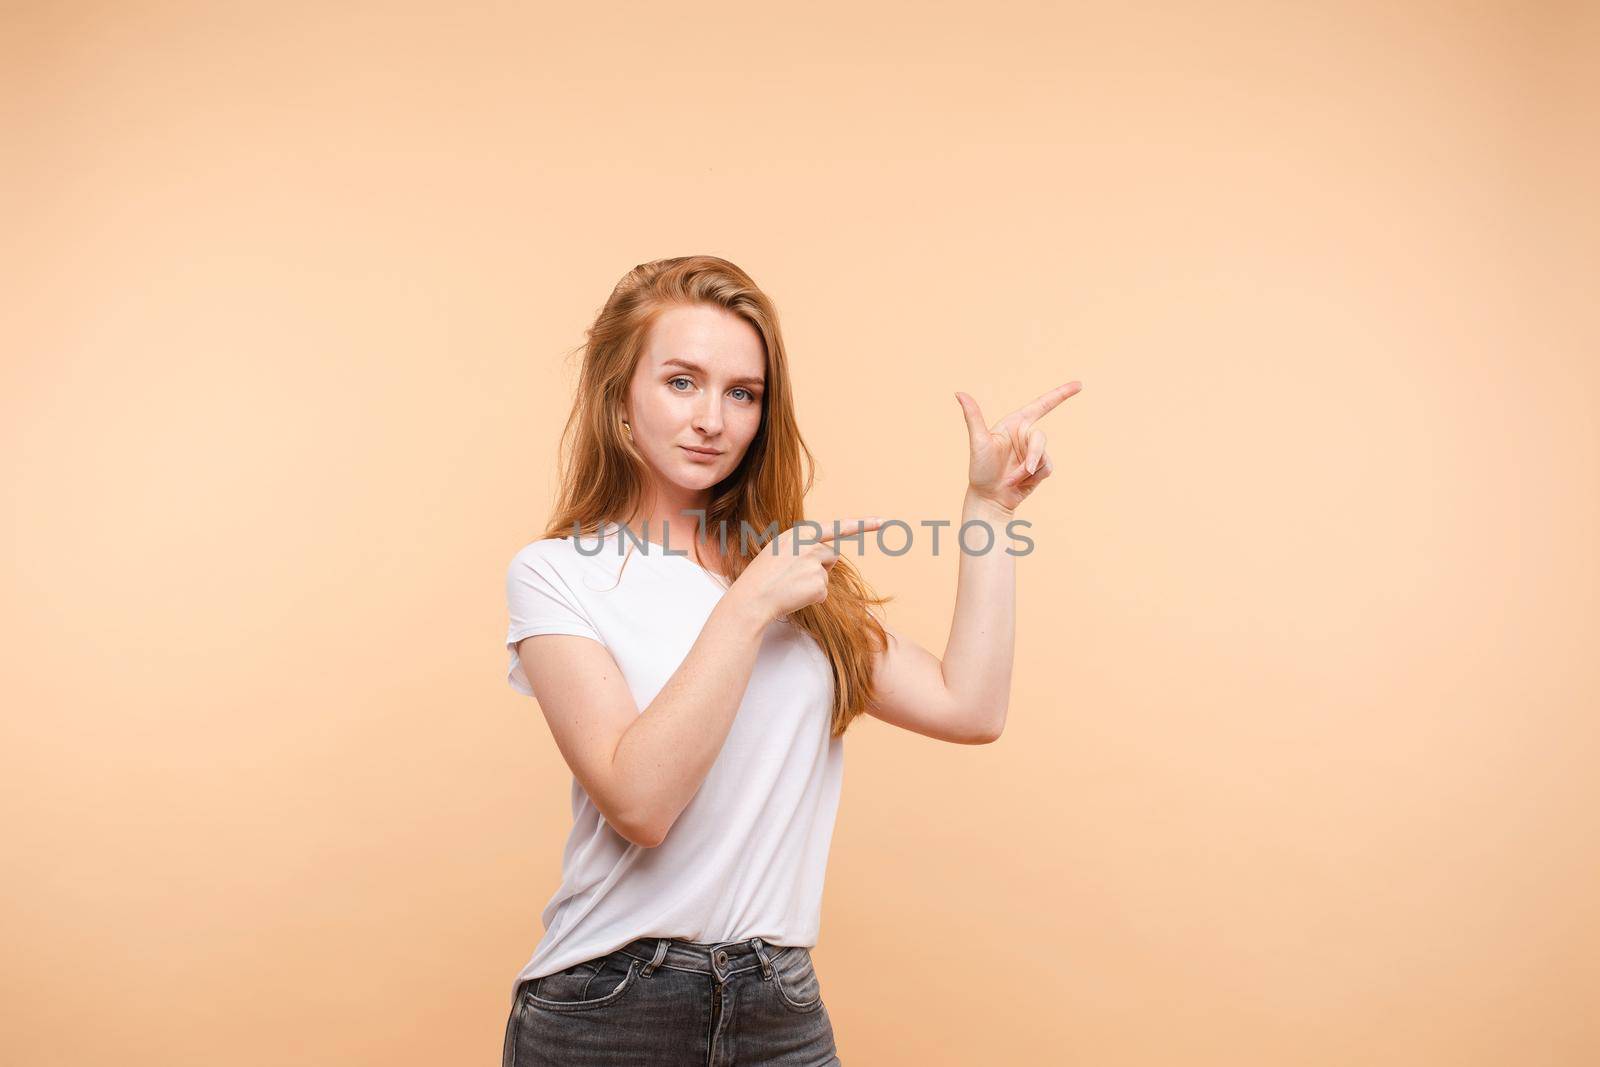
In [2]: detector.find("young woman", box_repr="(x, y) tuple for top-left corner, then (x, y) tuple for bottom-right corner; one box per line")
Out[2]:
(501, 255), (1077, 1065)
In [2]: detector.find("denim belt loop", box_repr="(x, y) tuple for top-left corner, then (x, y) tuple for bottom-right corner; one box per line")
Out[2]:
(642, 938), (671, 978)
(749, 937), (775, 981)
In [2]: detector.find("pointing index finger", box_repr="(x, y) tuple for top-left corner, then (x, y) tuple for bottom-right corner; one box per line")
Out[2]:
(1001, 380), (1082, 431)
(815, 517), (884, 543)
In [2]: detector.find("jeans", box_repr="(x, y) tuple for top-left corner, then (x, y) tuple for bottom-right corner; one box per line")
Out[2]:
(501, 935), (841, 1066)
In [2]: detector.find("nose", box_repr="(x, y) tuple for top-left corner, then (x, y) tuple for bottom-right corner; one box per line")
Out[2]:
(691, 394), (723, 436)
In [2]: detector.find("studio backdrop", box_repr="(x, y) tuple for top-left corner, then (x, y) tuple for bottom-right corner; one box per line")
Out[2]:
(4, 2), (1596, 1065)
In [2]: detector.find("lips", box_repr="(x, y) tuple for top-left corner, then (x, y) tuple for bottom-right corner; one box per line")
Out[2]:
(680, 445), (722, 456)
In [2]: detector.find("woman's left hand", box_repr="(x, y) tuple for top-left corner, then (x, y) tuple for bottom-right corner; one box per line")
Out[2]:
(955, 381), (1081, 512)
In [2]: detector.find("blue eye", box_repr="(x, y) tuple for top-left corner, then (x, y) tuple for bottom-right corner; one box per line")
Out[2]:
(669, 377), (759, 403)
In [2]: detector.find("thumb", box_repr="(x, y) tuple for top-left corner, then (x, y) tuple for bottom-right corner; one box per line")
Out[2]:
(955, 391), (989, 449)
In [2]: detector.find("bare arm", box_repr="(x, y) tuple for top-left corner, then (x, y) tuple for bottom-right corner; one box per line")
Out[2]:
(865, 382), (1078, 746)
(865, 489), (1016, 744)
(518, 590), (771, 848)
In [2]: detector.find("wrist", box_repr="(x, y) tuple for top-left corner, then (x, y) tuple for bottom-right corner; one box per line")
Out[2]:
(718, 586), (777, 632)
(964, 487), (1015, 521)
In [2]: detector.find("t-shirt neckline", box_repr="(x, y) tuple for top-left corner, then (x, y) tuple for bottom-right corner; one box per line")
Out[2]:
(600, 521), (731, 594)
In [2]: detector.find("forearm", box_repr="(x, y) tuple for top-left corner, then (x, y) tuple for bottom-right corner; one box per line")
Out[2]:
(940, 488), (1018, 735)
(611, 590), (772, 843)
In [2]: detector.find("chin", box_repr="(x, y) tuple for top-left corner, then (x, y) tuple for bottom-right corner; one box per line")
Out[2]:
(671, 469), (724, 491)
(649, 461), (724, 493)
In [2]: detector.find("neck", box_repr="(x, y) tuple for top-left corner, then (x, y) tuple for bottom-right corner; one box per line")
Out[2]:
(623, 486), (715, 558)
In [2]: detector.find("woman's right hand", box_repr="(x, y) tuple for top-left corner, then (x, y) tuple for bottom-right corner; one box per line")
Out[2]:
(728, 517), (884, 624)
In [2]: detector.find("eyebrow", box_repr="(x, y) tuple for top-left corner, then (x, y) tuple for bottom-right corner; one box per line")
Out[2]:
(662, 358), (765, 389)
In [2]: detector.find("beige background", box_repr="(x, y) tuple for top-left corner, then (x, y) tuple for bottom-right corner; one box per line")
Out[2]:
(5, 1), (1597, 1064)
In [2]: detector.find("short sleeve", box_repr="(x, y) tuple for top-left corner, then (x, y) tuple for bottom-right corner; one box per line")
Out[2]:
(505, 544), (606, 696)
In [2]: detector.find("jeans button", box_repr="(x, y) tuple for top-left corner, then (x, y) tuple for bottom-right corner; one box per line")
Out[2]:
(713, 950), (727, 966)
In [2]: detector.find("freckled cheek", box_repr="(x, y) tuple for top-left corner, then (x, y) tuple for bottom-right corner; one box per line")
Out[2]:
(734, 419), (762, 453)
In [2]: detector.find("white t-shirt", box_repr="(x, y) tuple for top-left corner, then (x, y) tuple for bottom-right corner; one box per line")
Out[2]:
(503, 521), (843, 998)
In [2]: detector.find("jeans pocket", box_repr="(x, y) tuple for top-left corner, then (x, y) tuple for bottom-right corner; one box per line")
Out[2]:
(770, 946), (824, 1013)
(524, 954), (642, 1013)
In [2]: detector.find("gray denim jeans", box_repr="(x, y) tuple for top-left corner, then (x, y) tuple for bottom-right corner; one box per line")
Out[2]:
(501, 935), (841, 1066)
